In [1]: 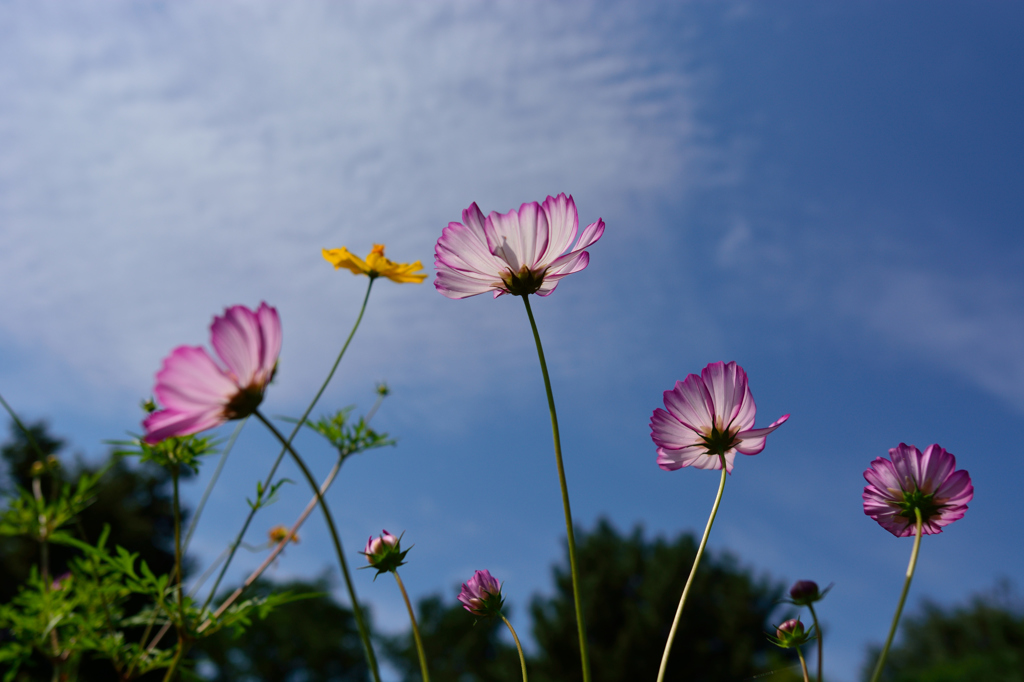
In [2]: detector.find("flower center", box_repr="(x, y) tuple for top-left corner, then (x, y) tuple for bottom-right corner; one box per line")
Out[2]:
(896, 488), (942, 522)
(223, 384), (265, 420)
(502, 265), (546, 296)
(700, 424), (739, 457)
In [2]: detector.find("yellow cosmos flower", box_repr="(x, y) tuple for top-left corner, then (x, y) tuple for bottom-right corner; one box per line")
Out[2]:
(321, 244), (427, 284)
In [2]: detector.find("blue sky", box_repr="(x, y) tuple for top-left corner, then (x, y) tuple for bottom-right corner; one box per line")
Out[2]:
(2, 2), (1022, 680)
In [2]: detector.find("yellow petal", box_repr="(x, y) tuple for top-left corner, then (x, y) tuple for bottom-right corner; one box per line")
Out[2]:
(322, 246), (371, 276)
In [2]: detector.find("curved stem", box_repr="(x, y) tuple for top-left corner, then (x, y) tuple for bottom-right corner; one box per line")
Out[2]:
(255, 410), (382, 682)
(520, 295), (590, 682)
(172, 468), (187, 630)
(868, 508), (924, 682)
(797, 647), (810, 682)
(656, 458), (728, 682)
(394, 571), (430, 682)
(808, 603), (823, 682)
(501, 614), (529, 682)
(203, 278), (375, 609)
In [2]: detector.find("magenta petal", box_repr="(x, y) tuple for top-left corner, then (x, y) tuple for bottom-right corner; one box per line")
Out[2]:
(735, 414), (790, 455)
(211, 305), (262, 385)
(153, 346), (236, 411)
(143, 408), (225, 444)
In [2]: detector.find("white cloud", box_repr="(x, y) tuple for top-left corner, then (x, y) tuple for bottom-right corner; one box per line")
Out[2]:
(0, 0), (704, 413)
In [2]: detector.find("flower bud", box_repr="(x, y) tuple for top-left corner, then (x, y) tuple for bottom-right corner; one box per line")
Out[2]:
(458, 570), (505, 618)
(769, 617), (816, 649)
(787, 579), (832, 606)
(362, 529), (409, 577)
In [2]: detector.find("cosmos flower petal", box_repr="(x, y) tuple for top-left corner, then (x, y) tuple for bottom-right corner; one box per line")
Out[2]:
(255, 303), (282, 383)
(701, 361), (747, 428)
(650, 408), (704, 450)
(656, 445), (706, 471)
(153, 347), (237, 411)
(538, 193), (578, 264)
(211, 305), (262, 386)
(662, 375), (714, 433)
(575, 218), (606, 251)
(735, 414), (790, 455)
(143, 408), (226, 445)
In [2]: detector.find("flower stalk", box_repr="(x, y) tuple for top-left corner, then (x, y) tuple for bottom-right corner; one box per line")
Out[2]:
(394, 570), (430, 682)
(521, 294), (591, 682)
(868, 507), (923, 682)
(656, 455), (727, 682)
(254, 410), (382, 682)
(502, 615), (529, 682)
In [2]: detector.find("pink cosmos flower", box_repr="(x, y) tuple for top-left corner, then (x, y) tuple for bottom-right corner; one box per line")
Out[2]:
(143, 303), (281, 444)
(458, 569), (504, 617)
(650, 361), (789, 473)
(863, 443), (973, 537)
(433, 193), (605, 299)
(363, 529), (408, 576)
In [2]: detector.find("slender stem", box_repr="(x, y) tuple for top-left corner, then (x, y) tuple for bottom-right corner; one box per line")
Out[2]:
(203, 278), (375, 608)
(808, 603), (823, 682)
(501, 614), (529, 682)
(394, 571), (430, 682)
(161, 645), (184, 682)
(198, 452), (346, 631)
(656, 457), (728, 682)
(255, 410), (382, 682)
(0, 392), (47, 460)
(868, 508), (924, 682)
(171, 468), (187, 629)
(797, 647), (810, 682)
(520, 295), (591, 682)
(184, 418), (246, 554)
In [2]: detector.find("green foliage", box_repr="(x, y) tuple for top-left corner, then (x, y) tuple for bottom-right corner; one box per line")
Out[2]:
(193, 578), (371, 682)
(529, 518), (794, 682)
(385, 594), (522, 682)
(295, 408), (395, 460)
(863, 581), (1024, 682)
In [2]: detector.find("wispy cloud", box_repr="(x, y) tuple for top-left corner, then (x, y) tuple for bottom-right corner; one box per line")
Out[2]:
(0, 0), (705, 412)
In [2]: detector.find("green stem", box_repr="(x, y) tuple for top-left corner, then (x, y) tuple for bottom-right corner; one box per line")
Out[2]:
(203, 277), (374, 610)
(255, 410), (382, 682)
(394, 571), (430, 682)
(808, 603), (823, 682)
(501, 614), (529, 682)
(172, 468), (186, 629)
(797, 647), (810, 682)
(0, 392), (46, 460)
(656, 456), (728, 682)
(520, 294), (590, 682)
(869, 508), (923, 682)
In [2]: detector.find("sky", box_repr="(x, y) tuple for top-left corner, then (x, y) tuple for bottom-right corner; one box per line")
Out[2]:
(2, 1), (1023, 680)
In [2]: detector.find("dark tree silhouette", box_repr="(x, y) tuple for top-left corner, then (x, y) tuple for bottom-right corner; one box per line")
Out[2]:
(863, 581), (1024, 682)
(386, 594), (522, 682)
(195, 578), (371, 682)
(529, 518), (797, 682)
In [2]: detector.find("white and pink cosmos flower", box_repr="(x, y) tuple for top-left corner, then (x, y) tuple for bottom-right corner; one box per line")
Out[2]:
(863, 443), (973, 537)
(143, 303), (281, 444)
(650, 361), (789, 473)
(434, 193), (605, 299)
